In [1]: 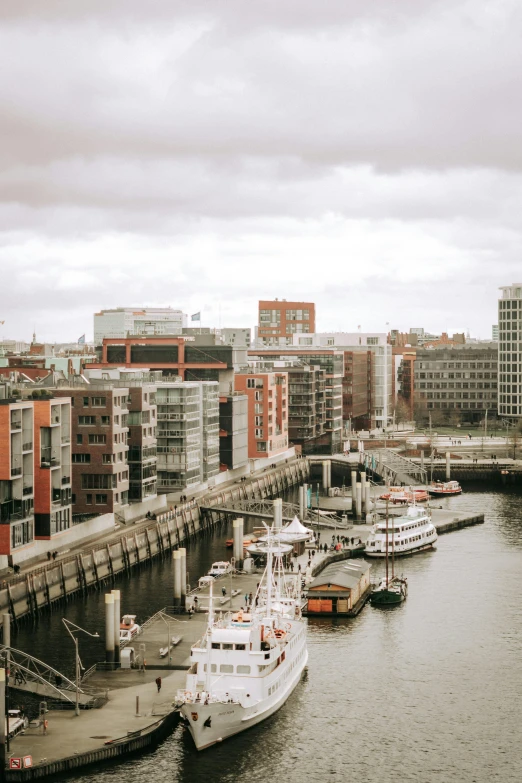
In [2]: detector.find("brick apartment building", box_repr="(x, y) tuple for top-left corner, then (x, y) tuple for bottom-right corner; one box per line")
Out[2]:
(33, 396), (72, 539)
(54, 387), (130, 517)
(257, 300), (315, 346)
(234, 372), (289, 458)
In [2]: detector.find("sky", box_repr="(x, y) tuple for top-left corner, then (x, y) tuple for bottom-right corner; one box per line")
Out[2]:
(1, 0), (521, 343)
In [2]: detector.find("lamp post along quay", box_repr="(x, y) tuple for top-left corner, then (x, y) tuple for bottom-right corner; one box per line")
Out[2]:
(62, 619), (100, 716)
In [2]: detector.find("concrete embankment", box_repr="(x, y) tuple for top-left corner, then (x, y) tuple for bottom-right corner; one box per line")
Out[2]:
(0, 458), (310, 628)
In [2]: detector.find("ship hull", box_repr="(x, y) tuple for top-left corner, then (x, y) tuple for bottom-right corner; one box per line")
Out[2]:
(365, 541), (436, 557)
(181, 650), (308, 750)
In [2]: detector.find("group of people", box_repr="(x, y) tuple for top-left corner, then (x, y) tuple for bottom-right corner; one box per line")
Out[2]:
(46, 550), (59, 561)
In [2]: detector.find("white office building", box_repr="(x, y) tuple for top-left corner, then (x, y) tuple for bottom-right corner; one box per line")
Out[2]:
(498, 284), (522, 420)
(94, 308), (187, 344)
(291, 332), (393, 429)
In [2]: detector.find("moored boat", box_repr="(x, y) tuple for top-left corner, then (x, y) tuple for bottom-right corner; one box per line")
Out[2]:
(179, 528), (308, 750)
(379, 487), (429, 504)
(120, 614), (141, 644)
(365, 505), (437, 557)
(370, 575), (408, 606)
(428, 480), (462, 497)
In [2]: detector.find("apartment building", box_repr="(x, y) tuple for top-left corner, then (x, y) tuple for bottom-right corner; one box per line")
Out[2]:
(257, 300), (315, 346)
(342, 351), (373, 431)
(0, 398), (34, 558)
(126, 385), (157, 503)
(413, 344), (498, 423)
(94, 307), (187, 344)
(286, 365), (326, 451)
(33, 396), (72, 539)
(156, 381), (220, 492)
(249, 347), (343, 452)
(234, 372), (289, 459)
(219, 395), (249, 470)
(498, 284), (522, 420)
(54, 387), (130, 516)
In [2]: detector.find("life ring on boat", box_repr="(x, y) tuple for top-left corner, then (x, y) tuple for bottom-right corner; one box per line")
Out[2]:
(285, 623), (292, 630)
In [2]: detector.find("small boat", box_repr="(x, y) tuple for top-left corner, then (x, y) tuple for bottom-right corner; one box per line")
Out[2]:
(365, 504), (437, 557)
(225, 533), (258, 549)
(207, 561), (233, 578)
(427, 480), (462, 497)
(379, 487), (429, 504)
(120, 614), (141, 644)
(370, 499), (408, 606)
(178, 525), (308, 750)
(8, 710), (29, 738)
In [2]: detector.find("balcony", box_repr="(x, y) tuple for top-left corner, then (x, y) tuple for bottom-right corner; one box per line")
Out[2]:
(62, 475), (71, 485)
(11, 466), (22, 476)
(23, 486), (33, 496)
(22, 442), (33, 452)
(61, 435), (70, 444)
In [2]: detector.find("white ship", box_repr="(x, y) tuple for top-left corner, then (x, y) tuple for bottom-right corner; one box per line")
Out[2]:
(178, 528), (308, 750)
(365, 505), (438, 557)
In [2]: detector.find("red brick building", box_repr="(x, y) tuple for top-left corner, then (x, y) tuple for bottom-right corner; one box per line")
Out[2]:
(234, 372), (289, 459)
(257, 300), (315, 346)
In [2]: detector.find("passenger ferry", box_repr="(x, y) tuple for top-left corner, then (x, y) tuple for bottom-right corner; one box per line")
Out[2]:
(120, 614), (141, 644)
(379, 487), (429, 504)
(428, 480), (462, 497)
(365, 505), (438, 557)
(178, 529), (308, 750)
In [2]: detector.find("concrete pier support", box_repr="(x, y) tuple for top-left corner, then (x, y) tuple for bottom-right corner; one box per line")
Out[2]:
(322, 461), (330, 490)
(303, 483), (308, 513)
(298, 486), (305, 520)
(179, 547), (187, 608)
(233, 518), (244, 565)
(420, 450), (425, 470)
(173, 550), (182, 608)
(0, 668), (5, 771)
(365, 484), (371, 515)
(355, 482), (362, 520)
(351, 470), (357, 502)
(105, 593), (115, 664)
(111, 589), (120, 664)
(273, 498), (283, 533)
(446, 452), (451, 480)
(361, 471), (367, 513)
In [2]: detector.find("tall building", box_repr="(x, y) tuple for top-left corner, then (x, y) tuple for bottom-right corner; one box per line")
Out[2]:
(413, 344), (498, 423)
(234, 372), (289, 458)
(219, 395), (249, 471)
(94, 307), (187, 344)
(220, 328), (251, 348)
(498, 284), (522, 419)
(257, 300), (315, 346)
(492, 324), (499, 341)
(33, 396), (72, 539)
(0, 398), (35, 559)
(156, 381), (220, 492)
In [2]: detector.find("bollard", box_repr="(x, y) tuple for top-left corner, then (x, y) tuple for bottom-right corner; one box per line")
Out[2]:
(173, 550), (182, 609)
(179, 548), (187, 610)
(111, 590), (121, 663)
(136, 695), (141, 717)
(105, 594), (115, 664)
(361, 471), (367, 513)
(355, 482), (362, 520)
(446, 452), (451, 480)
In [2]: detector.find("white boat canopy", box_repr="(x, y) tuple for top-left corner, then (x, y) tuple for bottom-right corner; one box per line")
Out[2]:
(259, 516), (314, 545)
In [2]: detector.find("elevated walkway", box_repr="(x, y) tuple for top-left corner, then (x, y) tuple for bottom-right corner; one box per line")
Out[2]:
(0, 644), (107, 708)
(362, 449), (428, 486)
(200, 498), (347, 528)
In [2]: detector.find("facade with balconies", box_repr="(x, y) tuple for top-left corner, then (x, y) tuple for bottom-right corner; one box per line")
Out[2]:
(0, 399), (35, 559)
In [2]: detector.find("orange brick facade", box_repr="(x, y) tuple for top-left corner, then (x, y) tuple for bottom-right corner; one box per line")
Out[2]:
(258, 300), (315, 345)
(234, 372), (289, 459)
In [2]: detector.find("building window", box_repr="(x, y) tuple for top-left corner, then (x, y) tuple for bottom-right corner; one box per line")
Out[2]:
(95, 494), (108, 505)
(82, 474), (116, 490)
(86, 494), (93, 505)
(367, 337), (379, 345)
(257, 442), (266, 452)
(83, 397), (89, 406)
(72, 453), (91, 463)
(101, 416), (111, 425)
(102, 454), (113, 464)
(88, 434), (106, 445)
(91, 397), (106, 407)
(76, 434), (83, 444)
(79, 416), (96, 426)
(247, 378), (255, 388)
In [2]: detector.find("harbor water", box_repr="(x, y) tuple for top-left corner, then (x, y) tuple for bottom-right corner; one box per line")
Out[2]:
(12, 486), (522, 783)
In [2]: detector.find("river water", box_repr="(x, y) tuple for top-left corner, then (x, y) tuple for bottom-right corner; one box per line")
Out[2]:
(13, 486), (522, 783)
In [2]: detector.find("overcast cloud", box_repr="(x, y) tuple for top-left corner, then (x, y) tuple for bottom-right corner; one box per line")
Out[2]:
(1, 0), (521, 342)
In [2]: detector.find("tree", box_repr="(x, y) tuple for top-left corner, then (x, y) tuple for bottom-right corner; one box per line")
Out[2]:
(508, 419), (522, 459)
(394, 397), (411, 426)
(429, 408), (447, 428)
(413, 393), (429, 427)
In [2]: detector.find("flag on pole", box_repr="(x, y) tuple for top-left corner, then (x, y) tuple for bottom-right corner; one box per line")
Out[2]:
(78, 334), (86, 344)
(191, 312), (201, 322)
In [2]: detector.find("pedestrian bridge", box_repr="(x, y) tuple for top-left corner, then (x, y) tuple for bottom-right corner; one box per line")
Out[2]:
(200, 499), (348, 528)
(0, 644), (107, 708)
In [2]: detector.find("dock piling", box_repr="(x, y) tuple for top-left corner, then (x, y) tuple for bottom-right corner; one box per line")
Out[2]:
(173, 551), (182, 609)
(355, 482), (362, 520)
(298, 486), (305, 520)
(111, 590), (120, 664)
(179, 548), (187, 609)
(105, 594), (115, 664)
(361, 471), (367, 513)
(233, 518), (244, 565)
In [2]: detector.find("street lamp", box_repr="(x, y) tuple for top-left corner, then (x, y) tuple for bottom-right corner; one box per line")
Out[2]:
(62, 618), (99, 716)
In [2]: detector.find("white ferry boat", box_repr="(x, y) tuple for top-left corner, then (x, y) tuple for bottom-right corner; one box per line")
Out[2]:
(365, 505), (438, 557)
(178, 529), (308, 750)
(428, 480), (462, 497)
(119, 614), (141, 644)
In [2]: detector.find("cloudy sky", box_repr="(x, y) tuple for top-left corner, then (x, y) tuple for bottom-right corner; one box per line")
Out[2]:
(1, 0), (521, 342)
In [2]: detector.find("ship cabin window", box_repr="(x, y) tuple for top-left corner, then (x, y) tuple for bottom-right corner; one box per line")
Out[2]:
(203, 664), (217, 673)
(237, 665), (251, 674)
(220, 664), (234, 674)
(235, 644), (246, 651)
(222, 643), (233, 650)
(211, 643), (220, 649)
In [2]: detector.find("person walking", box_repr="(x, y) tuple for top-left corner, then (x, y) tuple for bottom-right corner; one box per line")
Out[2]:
(222, 586), (227, 597)
(155, 676), (162, 693)
(249, 592), (253, 606)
